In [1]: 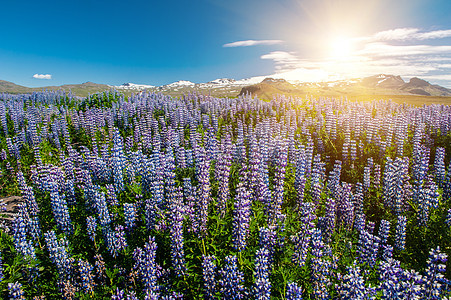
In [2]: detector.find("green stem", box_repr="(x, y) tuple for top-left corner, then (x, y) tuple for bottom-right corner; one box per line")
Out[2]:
(201, 238), (206, 256)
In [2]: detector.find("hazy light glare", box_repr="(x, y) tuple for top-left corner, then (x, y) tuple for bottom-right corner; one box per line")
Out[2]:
(329, 36), (354, 60)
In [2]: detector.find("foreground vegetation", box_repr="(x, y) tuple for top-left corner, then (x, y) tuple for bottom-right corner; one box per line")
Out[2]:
(0, 89), (451, 299)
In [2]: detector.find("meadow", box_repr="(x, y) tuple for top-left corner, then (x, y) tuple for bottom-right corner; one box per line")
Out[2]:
(0, 89), (450, 299)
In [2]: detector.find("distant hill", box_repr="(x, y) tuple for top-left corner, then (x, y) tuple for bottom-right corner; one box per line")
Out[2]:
(0, 80), (32, 94)
(239, 78), (306, 99)
(239, 74), (451, 100)
(0, 81), (111, 97)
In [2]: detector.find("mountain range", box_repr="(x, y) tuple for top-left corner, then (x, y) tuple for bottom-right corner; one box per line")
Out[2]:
(238, 74), (451, 100)
(1, 74), (451, 100)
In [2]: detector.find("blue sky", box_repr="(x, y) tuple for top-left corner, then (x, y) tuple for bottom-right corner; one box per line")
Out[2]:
(1, 0), (451, 87)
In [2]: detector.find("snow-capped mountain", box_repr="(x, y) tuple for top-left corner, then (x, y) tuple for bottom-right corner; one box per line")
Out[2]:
(164, 80), (196, 88)
(106, 74), (451, 98)
(113, 83), (155, 90)
(207, 78), (236, 85)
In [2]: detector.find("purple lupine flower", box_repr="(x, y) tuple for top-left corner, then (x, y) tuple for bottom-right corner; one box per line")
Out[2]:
(183, 177), (198, 233)
(446, 209), (451, 228)
(292, 202), (316, 268)
(357, 229), (380, 268)
(0, 198), (6, 212)
(269, 142), (287, 223)
(0, 149), (6, 161)
(286, 282), (303, 300)
(443, 162), (451, 200)
(366, 220), (375, 234)
(399, 269), (424, 299)
(58, 277), (78, 300)
(382, 157), (407, 216)
(112, 288), (125, 300)
(218, 255), (247, 299)
(94, 254), (106, 283)
(258, 162), (272, 213)
(381, 244), (393, 261)
(373, 164), (381, 187)
(291, 229), (312, 269)
(378, 219), (390, 245)
(12, 204), (36, 260)
(144, 290), (160, 300)
(378, 258), (423, 299)
(126, 291), (139, 300)
(115, 225), (128, 252)
(254, 248), (271, 300)
(363, 159), (372, 193)
(259, 227), (277, 266)
(49, 182), (73, 234)
(133, 236), (159, 296)
(8, 282), (26, 300)
(394, 215), (407, 251)
(169, 186), (186, 277)
(318, 198), (335, 242)
(86, 216), (97, 242)
(327, 160), (342, 199)
(350, 139), (357, 161)
(16, 173), (39, 217)
(106, 184), (119, 206)
(202, 255), (217, 299)
(176, 146), (187, 169)
(65, 179), (76, 206)
(310, 228), (330, 300)
(44, 231), (73, 278)
(423, 246), (448, 299)
(92, 189), (111, 228)
(78, 259), (95, 294)
(337, 263), (376, 299)
(294, 147), (307, 206)
(248, 137), (262, 197)
(102, 226), (119, 257)
(417, 186), (431, 227)
(123, 203), (136, 230)
(232, 167), (252, 251)
(112, 129), (126, 192)
(433, 147), (446, 188)
(354, 214), (366, 233)
(196, 146), (211, 235)
(336, 183), (354, 229)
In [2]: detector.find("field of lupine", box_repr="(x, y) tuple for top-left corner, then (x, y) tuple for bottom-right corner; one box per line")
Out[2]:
(0, 89), (451, 299)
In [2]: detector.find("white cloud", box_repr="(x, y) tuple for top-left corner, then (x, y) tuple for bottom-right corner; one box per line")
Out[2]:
(357, 28), (451, 42)
(373, 28), (420, 41)
(33, 74), (52, 79)
(421, 74), (451, 81)
(415, 29), (451, 40)
(357, 42), (451, 57)
(223, 40), (283, 47)
(261, 51), (301, 70)
(258, 28), (451, 87)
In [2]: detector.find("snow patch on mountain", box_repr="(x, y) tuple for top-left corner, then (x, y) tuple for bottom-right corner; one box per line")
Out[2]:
(113, 83), (155, 90)
(165, 80), (195, 87)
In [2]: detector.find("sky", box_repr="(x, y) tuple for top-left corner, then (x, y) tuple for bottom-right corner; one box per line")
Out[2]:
(1, 0), (451, 87)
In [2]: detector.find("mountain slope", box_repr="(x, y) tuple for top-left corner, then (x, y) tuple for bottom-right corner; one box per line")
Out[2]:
(240, 74), (451, 99)
(400, 77), (451, 96)
(0, 80), (33, 94)
(239, 78), (306, 99)
(0, 80), (110, 97)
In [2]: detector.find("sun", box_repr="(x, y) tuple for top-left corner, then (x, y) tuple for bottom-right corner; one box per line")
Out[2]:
(329, 36), (354, 60)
